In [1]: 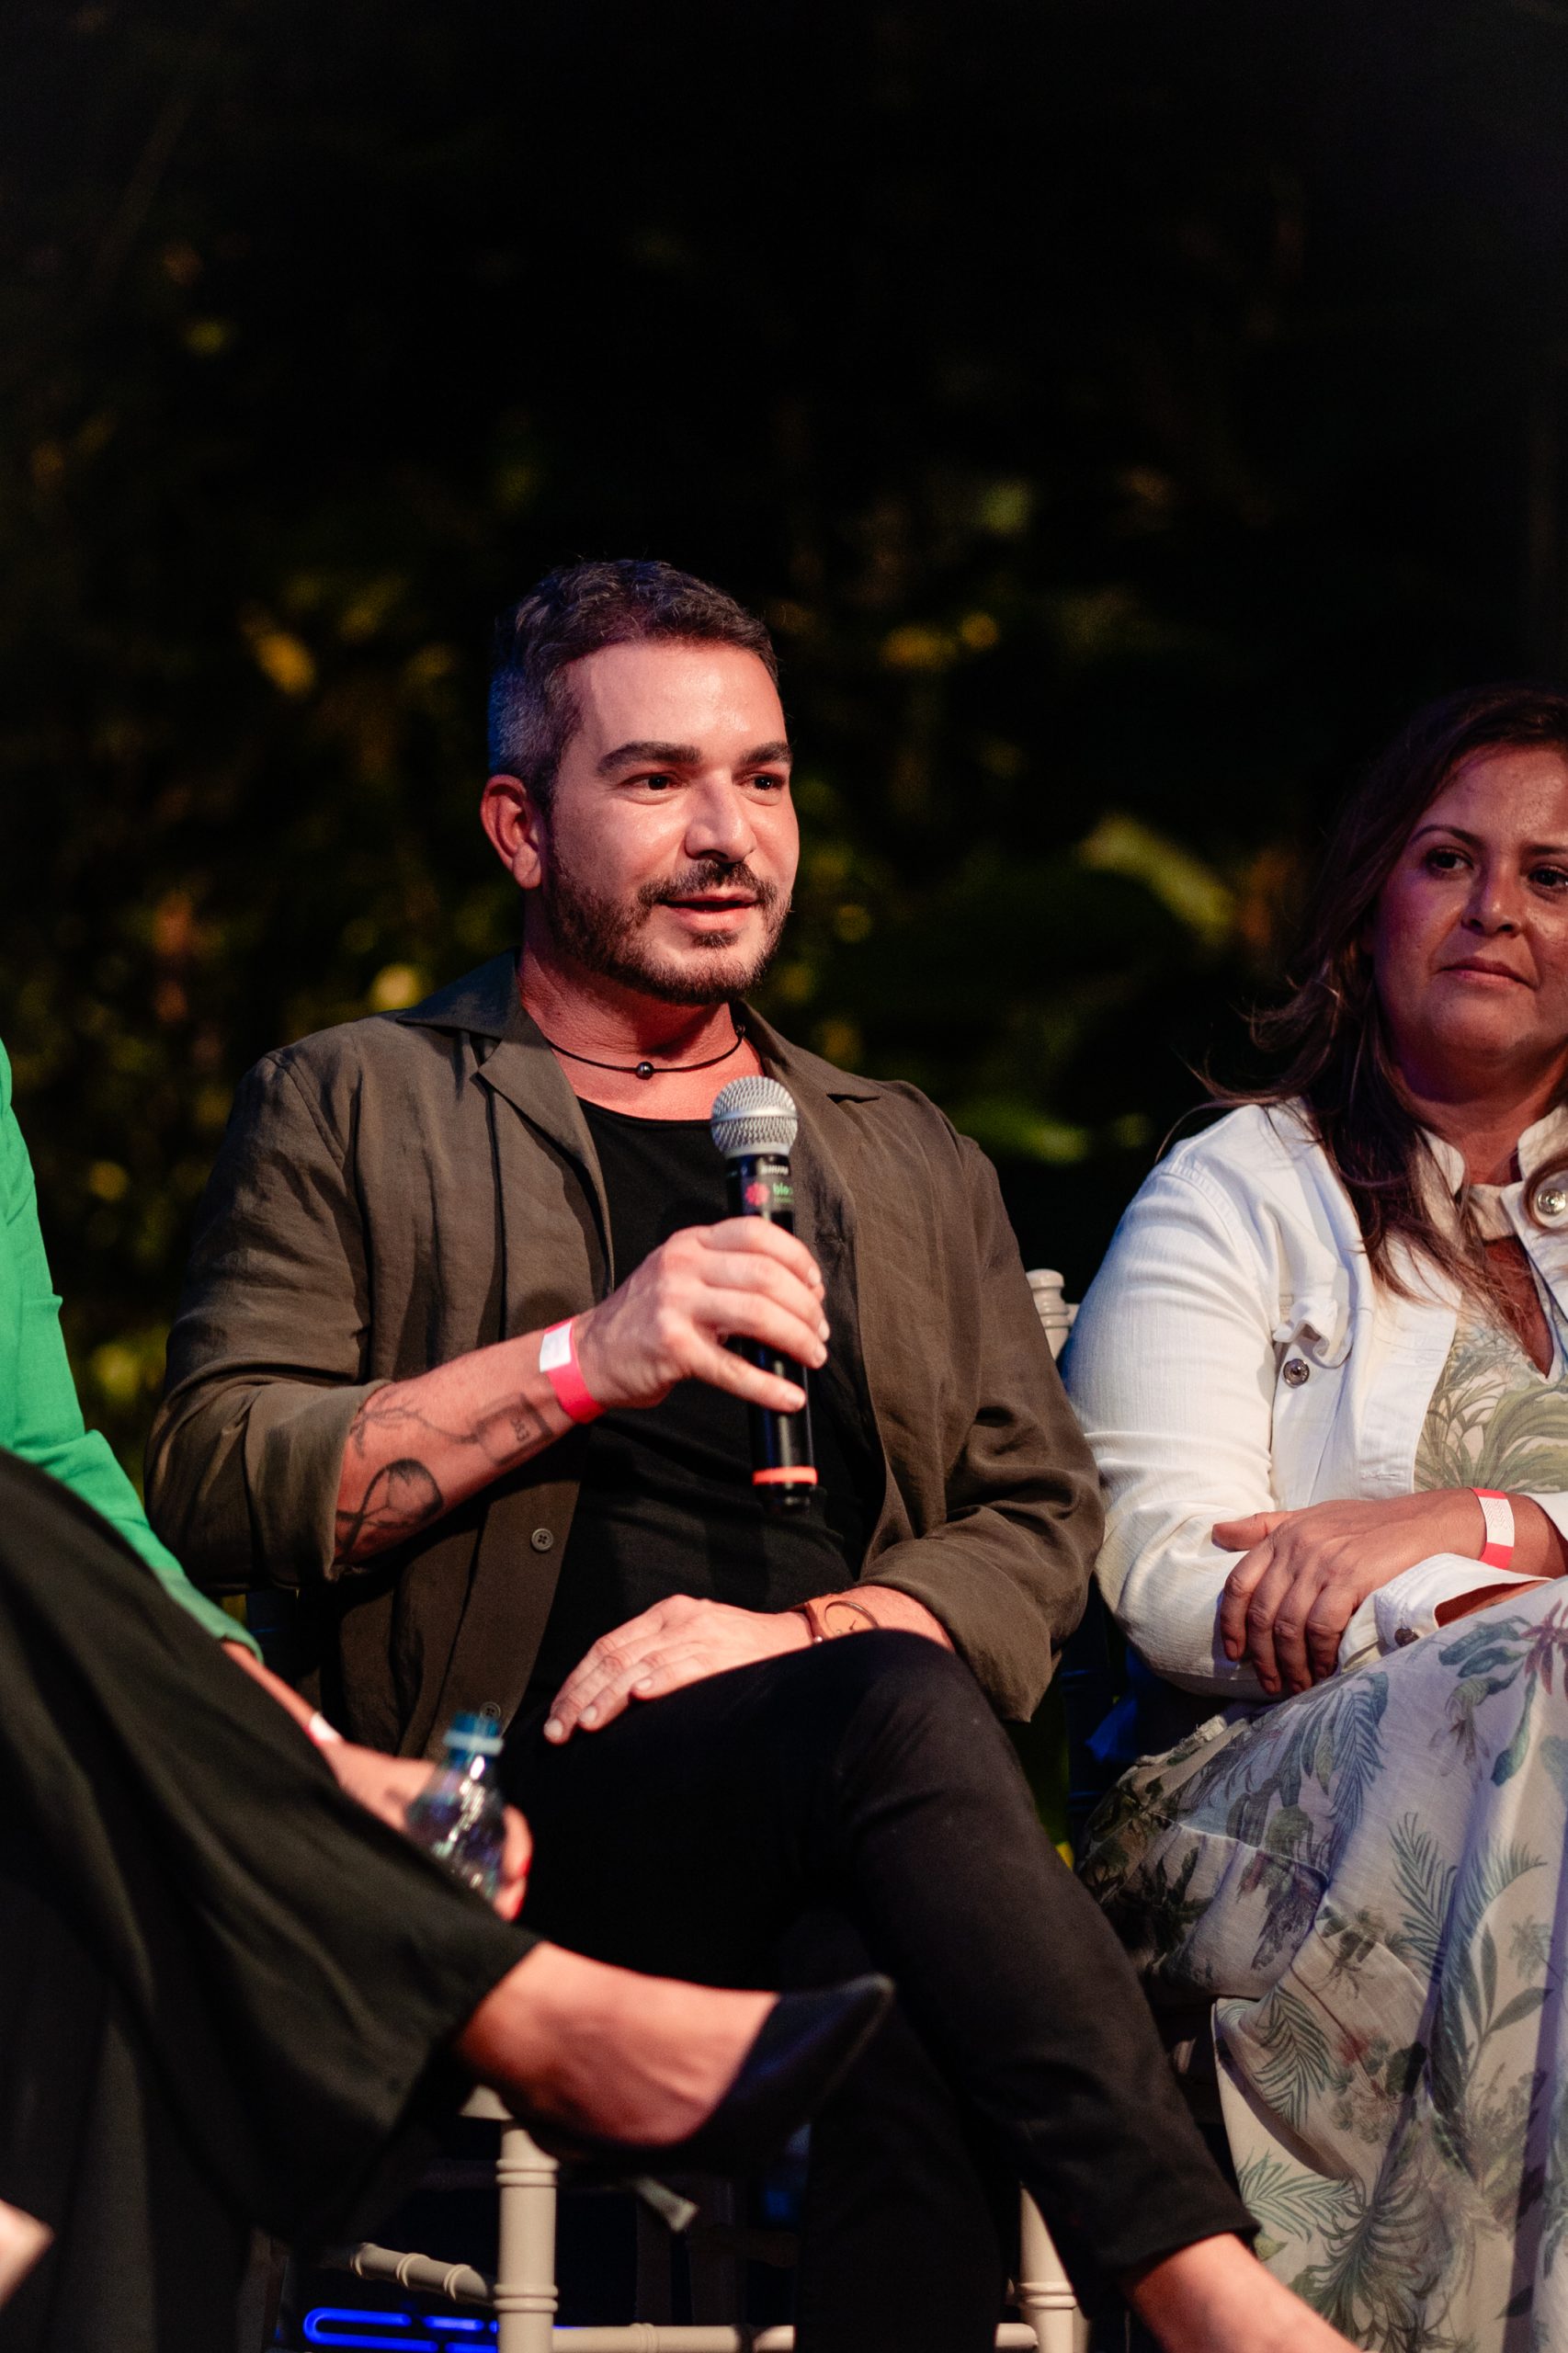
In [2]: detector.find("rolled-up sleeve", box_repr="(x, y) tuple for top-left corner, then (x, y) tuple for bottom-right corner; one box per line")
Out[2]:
(146, 1055), (386, 1594)
(1335, 1553), (1550, 1668)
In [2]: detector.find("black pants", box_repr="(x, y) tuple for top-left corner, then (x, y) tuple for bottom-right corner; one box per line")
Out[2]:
(506, 1633), (1250, 2353)
(0, 1452), (528, 2353)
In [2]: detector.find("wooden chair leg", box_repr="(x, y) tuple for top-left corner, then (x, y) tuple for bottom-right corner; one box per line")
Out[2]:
(342, 2097), (1090, 2353)
(1017, 2193), (1090, 2353)
(494, 2124), (559, 2353)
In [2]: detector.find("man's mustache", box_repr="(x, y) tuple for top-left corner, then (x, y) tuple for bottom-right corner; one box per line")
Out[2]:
(640, 861), (784, 914)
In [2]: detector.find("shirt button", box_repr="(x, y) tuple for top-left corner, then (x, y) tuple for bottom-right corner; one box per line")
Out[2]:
(1282, 1358), (1310, 1387)
(1394, 1627), (1418, 1646)
(1535, 1182), (1568, 1223)
(529, 1528), (554, 1553)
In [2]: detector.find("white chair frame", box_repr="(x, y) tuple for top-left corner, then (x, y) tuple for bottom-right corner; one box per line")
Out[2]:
(325, 1272), (1091, 2353)
(330, 2094), (1086, 2353)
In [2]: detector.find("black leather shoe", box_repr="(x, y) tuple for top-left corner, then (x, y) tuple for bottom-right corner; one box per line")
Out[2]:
(553, 1972), (893, 2177)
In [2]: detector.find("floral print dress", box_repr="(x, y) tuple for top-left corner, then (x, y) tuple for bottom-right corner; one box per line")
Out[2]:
(1081, 1273), (1568, 2352)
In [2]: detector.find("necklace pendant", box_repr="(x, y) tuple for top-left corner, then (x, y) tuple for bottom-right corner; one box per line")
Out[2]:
(635, 1061), (655, 1081)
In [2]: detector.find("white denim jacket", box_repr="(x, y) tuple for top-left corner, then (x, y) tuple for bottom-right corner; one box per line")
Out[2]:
(1062, 1100), (1568, 1721)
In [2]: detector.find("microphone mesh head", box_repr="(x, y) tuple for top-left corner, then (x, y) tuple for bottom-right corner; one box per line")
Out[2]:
(710, 1074), (799, 1160)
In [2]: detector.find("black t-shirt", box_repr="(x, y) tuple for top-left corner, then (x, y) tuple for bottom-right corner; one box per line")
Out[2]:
(527, 1100), (879, 1699)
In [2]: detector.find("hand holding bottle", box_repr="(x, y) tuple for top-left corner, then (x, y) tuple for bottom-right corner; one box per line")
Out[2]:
(404, 1711), (518, 1907)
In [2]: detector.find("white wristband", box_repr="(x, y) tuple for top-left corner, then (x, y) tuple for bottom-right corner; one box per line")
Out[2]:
(1474, 1488), (1516, 1571)
(306, 1710), (344, 1748)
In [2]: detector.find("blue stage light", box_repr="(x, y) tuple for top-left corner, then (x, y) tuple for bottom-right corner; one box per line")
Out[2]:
(301, 2309), (437, 2347)
(301, 2299), (500, 2346)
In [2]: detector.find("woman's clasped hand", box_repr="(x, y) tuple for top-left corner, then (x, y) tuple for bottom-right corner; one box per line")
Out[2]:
(1214, 1488), (1553, 1692)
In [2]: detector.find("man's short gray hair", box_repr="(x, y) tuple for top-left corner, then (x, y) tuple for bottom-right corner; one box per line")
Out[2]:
(488, 559), (778, 806)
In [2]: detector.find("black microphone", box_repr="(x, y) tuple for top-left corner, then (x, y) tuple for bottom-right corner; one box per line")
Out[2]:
(710, 1075), (817, 1512)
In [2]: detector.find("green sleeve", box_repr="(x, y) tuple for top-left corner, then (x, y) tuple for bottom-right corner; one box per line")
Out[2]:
(0, 1042), (258, 1654)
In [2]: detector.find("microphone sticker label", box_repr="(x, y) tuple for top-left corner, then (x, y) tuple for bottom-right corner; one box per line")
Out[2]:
(744, 1177), (794, 1212)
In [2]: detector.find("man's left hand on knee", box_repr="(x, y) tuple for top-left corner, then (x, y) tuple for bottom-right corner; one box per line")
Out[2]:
(543, 1584), (954, 1744)
(543, 1595), (811, 1742)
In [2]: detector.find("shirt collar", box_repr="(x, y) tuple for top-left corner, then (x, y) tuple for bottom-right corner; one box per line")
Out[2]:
(392, 953), (887, 1107)
(388, 954), (889, 1295)
(1423, 1103), (1568, 1199)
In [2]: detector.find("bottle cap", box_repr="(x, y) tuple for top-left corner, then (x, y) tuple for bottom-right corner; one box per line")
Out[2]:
(444, 1709), (504, 1758)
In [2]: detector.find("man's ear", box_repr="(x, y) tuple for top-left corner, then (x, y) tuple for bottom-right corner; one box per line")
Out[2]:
(481, 773), (547, 891)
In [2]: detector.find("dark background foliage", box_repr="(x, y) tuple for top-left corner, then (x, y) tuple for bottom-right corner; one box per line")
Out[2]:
(6, 0), (1568, 1470)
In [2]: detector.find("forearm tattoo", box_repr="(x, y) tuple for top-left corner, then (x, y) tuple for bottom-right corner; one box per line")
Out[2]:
(334, 1381), (556, 1563)
(334, 1458), (445, 1561)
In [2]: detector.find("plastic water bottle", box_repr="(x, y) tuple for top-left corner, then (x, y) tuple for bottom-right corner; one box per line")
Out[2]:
(404, 1710), (507, 1901)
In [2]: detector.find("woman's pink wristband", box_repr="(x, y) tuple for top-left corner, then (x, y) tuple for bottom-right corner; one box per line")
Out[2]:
(1473, 1488), (1516, 1571)
(539, 1318), (605, 1424)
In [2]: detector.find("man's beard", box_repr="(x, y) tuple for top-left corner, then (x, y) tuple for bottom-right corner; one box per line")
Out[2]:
(538, 852), (790, 1006)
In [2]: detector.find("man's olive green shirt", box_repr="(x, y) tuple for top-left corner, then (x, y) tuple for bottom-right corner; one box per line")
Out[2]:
(147, 956), (1100, 1755)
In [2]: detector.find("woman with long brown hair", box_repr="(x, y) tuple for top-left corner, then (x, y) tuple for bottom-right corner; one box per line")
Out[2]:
(1067, 682), (1568, 2351)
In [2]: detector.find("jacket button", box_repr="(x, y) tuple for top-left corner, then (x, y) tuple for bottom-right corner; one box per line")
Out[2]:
(529, 1528), (554, 1553)
(1394, 1627), (1418, 1646)
(1282, 1357), (1310, 1387)
(1535, 1182), (1568, 1223)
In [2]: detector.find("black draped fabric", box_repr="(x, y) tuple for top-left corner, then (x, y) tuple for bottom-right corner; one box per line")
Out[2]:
(0, 1449), (528, 2353)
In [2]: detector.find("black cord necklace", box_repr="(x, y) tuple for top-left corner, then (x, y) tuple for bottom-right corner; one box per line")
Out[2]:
(531, 1009), (747, 1083)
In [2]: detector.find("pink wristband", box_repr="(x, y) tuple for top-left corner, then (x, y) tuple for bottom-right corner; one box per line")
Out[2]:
(1473, 1488), (1516, 1571)
(539, 1318), (605, 1424)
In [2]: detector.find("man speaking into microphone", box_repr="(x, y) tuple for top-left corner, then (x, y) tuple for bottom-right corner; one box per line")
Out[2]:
(148, 562), (1324, 2353)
